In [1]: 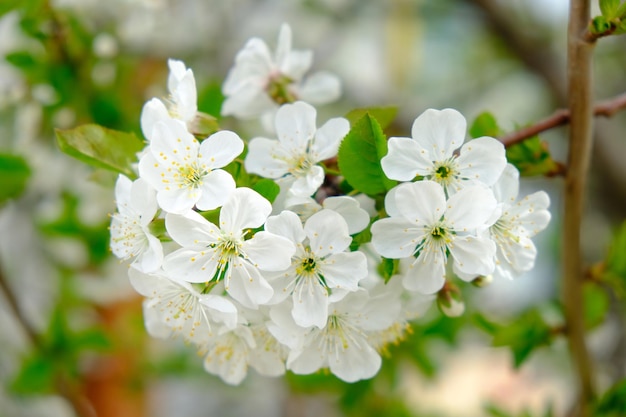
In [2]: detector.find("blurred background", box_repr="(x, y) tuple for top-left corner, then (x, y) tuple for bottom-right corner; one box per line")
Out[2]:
(1, 0), (625, 416)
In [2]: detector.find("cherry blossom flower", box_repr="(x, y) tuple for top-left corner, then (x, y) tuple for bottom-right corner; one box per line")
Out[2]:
(244, 101), (349, 198)
(162, 187), (295, 308)
(128, 267), (238, 345)
(221, 23), (341, 121)
(109, 175), (163, 272)
(489, 164), (551, 280)
(381, 108), (507, 196)
(141, 59), (198, 140)
(264, 209), (367, 328)
(285, 195), (373, 235)
(268, 289), (392, 382)
(202, 309), (287, 385)
(371, 180), (498, 294)
(138, 118), (243, 213)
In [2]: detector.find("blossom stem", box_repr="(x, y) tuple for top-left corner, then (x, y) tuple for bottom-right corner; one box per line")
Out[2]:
(498, 92), (626, 147)
(563, 0), (597, 414)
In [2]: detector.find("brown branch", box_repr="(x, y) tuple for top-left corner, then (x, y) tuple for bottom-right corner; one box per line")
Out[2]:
(564, 1), (597, 416)
(499, 92), (626, 146)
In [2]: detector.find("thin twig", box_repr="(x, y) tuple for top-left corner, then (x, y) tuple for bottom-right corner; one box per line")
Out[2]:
(499, 92), (626, 146)
(564, 1), (597, 416)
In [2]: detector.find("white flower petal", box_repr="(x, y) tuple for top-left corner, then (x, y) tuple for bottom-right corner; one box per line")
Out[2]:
(243, 231), (295, 271)
(394, 181), (446, 225)
(371, 217), (422, 259)
(165, 211), (220, 247)
(290, 165), (324, 197)
(329, 339), (381, 383)
(410, 108), (466, 160)
(381, 137), (432, 181)
(265, 210), (306, 244)
(292, 277), (329, 328)
(322, 196), (370, 235)
(199, 130), (244, 169)
(403, 250), (446, 294)
(163, 248), (219, 283)
(445, 186), (497, 231)
(275, 102), (316, 153)
(311, 117), (349, 161)
(319, 251), (367, 291)
(245, 137), (291, 178)
(298, 71), (341, 105)
(492, 163), (520, 204)
(450, 235), (496, 279)
(305, 209), (351, 257)
(225, 260), (273, 308)
(195, 169), (236, 211)
(456, 137), (507, 187)
(140, 98), (169, 140)
(220, 188), (271, 232)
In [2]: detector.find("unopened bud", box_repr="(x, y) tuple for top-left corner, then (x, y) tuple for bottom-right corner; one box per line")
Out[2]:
(471, 275), (493, 288)
(437, 283), (465, 317)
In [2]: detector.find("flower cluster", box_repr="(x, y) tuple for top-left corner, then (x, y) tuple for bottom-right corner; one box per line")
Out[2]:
(109, 24), (551, 385)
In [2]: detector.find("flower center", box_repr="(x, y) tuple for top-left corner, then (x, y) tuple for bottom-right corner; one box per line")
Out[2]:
(178, 163), (207, 189)
(287, 153), (315, 177)
(431, 158), (459, 190)
(266, 73), (297, 104)
(296, 251), (317, 276)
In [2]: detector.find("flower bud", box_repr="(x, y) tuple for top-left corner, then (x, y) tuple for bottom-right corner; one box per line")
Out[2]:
(437, 283), (465, 317)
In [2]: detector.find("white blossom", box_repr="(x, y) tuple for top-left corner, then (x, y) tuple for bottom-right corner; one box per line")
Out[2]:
(221, 23), (340, 121)
(109, 174), (163, 272)
(264, 209), (367, 328)
(138, 118), (243, 213)
(245, 101), (349, 198)
(163, 188), (295, 308)
(128, 267), (238, 345)
(381, 108), (507, 195)
(269, 289), (392, 383)
(489, 164), (551, 280)
(371, 180), (498, 294)
(141, 59), (198, 140)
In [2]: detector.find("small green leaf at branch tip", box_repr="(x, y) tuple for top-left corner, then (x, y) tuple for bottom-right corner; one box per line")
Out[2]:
(600, 0), (626, 19)
(505, 136), (561, 177)
(55, 124), (145, 179)
(0, 154), (31, 204)
(599, 221), (626, 298)
(338, 113), (397, 196)
(344, 106), (398, 130)
(583, 281), (610, 329)
(469, 112), (502, 138)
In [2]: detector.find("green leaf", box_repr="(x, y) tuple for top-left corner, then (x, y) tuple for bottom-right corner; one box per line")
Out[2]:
(0, 154), (31, 204)
(594, 379), (626, 416)
(344, 106), (398, 130)
(55, 124), (144, 178)
(0, 0), (22, 17)
(469, 112), (501, 138)
(10, 354), (56, 395)
(338, 114), (396, 195)
(600, 0), (623, 18)
(378, 257), (399, 282)
(583, 281), (610, 329)
(505, 136), (562, 177)
(491, 309), (553, 368)
(601, 221), (626, 297)
(252, 179), (280, 203)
